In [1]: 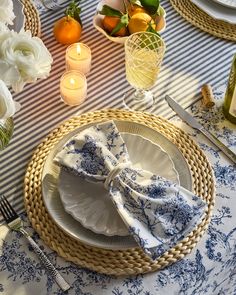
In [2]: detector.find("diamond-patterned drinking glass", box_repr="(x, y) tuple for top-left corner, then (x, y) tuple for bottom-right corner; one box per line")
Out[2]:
(124, 32), (166, 111)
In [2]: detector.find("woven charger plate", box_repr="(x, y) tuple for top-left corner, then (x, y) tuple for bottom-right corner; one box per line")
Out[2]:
(24, 109), (215, 276)
(22, 0), (41, 37)
(170, 0), (236, 42)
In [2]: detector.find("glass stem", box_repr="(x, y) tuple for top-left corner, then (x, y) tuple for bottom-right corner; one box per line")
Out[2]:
(134, 89), (146, 101)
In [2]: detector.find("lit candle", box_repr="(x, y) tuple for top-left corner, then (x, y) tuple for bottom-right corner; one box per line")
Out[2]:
(60, 71), (87, 106)
(66, 43), (92, 75)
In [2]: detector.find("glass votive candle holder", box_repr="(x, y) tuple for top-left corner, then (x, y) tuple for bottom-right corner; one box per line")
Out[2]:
(66, 43), (92, 75)
(60, 71), (87, 106)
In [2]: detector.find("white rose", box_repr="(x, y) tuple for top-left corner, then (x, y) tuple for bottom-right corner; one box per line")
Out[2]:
(0, 30), (53, 92)
(0, 22), (9, 32)
(0, 0), (15, 26)
(0, 80), (20, 120)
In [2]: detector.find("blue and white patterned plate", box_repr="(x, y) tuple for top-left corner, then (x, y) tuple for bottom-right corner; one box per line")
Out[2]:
(58, 132), (180, 237)
(42, 120), (192, 250)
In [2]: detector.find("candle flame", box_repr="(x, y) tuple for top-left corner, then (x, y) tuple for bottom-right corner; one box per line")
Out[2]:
(70, 78), (75, 85)
(77, 44), (81, 55)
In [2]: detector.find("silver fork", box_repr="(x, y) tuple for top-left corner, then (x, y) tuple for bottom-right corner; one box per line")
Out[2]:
(0, 195), (70, 292)
(41, 0), (63, 10)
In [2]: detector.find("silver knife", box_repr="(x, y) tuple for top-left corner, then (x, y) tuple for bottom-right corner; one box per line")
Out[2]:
(165, 95), (236, 164)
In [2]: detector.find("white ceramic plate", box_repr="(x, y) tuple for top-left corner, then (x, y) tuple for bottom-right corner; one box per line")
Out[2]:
(58, 132), (180, 237)
(93, 0), (166, 44)
(211, 0), (236, 9)
(9, 0), (25, 32)
(191, 0), (236, 24)
(42, 120), (192, 250)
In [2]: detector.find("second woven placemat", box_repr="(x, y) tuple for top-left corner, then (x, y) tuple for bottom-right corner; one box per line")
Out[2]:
(170, 0), (236, 42)
(24, 109), (215, 276)
(22, 0), (41, 37)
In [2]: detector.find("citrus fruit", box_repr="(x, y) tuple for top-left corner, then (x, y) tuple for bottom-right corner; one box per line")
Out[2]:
(53, 16), (82, 45)
(155, 15), (166, 32)
(102, 16), (128, 37)
(128, 12), (155, 35)
(128, 4), (147, 17)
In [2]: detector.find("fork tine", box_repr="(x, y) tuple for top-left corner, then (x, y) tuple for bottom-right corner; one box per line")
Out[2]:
(0, 195), (18, 221)
(1, 197), (70, 290)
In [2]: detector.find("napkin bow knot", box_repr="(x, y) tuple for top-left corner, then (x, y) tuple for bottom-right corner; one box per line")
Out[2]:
(54, 121), (207, 260)
(104, 162), (131, 190)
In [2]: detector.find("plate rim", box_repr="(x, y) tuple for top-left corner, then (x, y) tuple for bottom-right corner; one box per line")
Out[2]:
(210, 0), (236, 9)
(41, 120), (193, 250)
(191, 0), (236, 24)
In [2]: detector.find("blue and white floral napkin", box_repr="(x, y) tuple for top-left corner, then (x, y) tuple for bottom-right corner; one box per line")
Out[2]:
(54, 121), (207, 259)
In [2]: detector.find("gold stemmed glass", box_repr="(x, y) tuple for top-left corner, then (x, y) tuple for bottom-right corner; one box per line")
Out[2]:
(123, 32), (166, 111)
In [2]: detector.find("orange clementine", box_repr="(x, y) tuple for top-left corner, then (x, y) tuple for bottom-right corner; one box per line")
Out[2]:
(128, 12), (155, 35)
(53, 16), (82, 45)
(102, 16), (128, 37)
(155, 15), (166, 32)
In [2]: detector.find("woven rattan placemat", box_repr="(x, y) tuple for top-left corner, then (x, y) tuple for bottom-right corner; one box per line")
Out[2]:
(24, 109), (215, 276)
(170, 0), (236, 42)
(21, 0), (41, 37)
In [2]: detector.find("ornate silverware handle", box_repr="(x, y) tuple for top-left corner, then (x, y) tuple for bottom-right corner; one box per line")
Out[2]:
(20, 229), (70, 291)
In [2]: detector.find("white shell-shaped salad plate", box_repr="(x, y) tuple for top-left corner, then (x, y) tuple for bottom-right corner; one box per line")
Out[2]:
(58, 132), (180, 237)
(93, 0), (166, 44)
(42, 120), (192, 250)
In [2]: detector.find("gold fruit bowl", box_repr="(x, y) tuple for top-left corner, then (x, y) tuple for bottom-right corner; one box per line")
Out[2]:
(93, 0), (166, 44)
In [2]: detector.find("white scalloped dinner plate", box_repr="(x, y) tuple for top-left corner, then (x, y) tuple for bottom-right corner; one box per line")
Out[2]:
(42, 120), (192, 250)
(58, 132), (180, 237)
(211, 0), (236, 9)
(191, 0), (236, 24)
(9, 0), (24, 32)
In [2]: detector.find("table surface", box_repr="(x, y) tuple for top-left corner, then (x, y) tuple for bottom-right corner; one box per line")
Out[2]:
(0, 0), (236, 294)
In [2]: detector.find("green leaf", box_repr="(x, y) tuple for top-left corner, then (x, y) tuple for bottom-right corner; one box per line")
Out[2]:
(140, 0), (160, 14)
(74, 10), (82, 26)
(110, 22), (126, 36)
(99, 5), (123, 17)
(110, 14), (129, 36)
(65, 0), (82, 26)
(121, 13), (129, 25)
(146, 23), (160, 36)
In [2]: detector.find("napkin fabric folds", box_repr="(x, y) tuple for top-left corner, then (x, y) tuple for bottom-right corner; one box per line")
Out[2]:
(54, 121), (207, 260)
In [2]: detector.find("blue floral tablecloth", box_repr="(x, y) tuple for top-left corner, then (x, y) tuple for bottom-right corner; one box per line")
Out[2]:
(0, 86), (236, 295)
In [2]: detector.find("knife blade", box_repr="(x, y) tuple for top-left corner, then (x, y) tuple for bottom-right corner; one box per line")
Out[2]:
(165, 95), (236, 165)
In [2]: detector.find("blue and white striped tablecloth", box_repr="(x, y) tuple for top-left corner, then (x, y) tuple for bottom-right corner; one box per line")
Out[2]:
(0, 0), (236, 217)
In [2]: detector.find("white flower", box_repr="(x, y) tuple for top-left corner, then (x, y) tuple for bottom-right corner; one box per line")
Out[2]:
(0, 22), (9, 32)
(0, 80), (20, 120)
(0, 30), (53, 92)
(0, 0), (15, 26)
